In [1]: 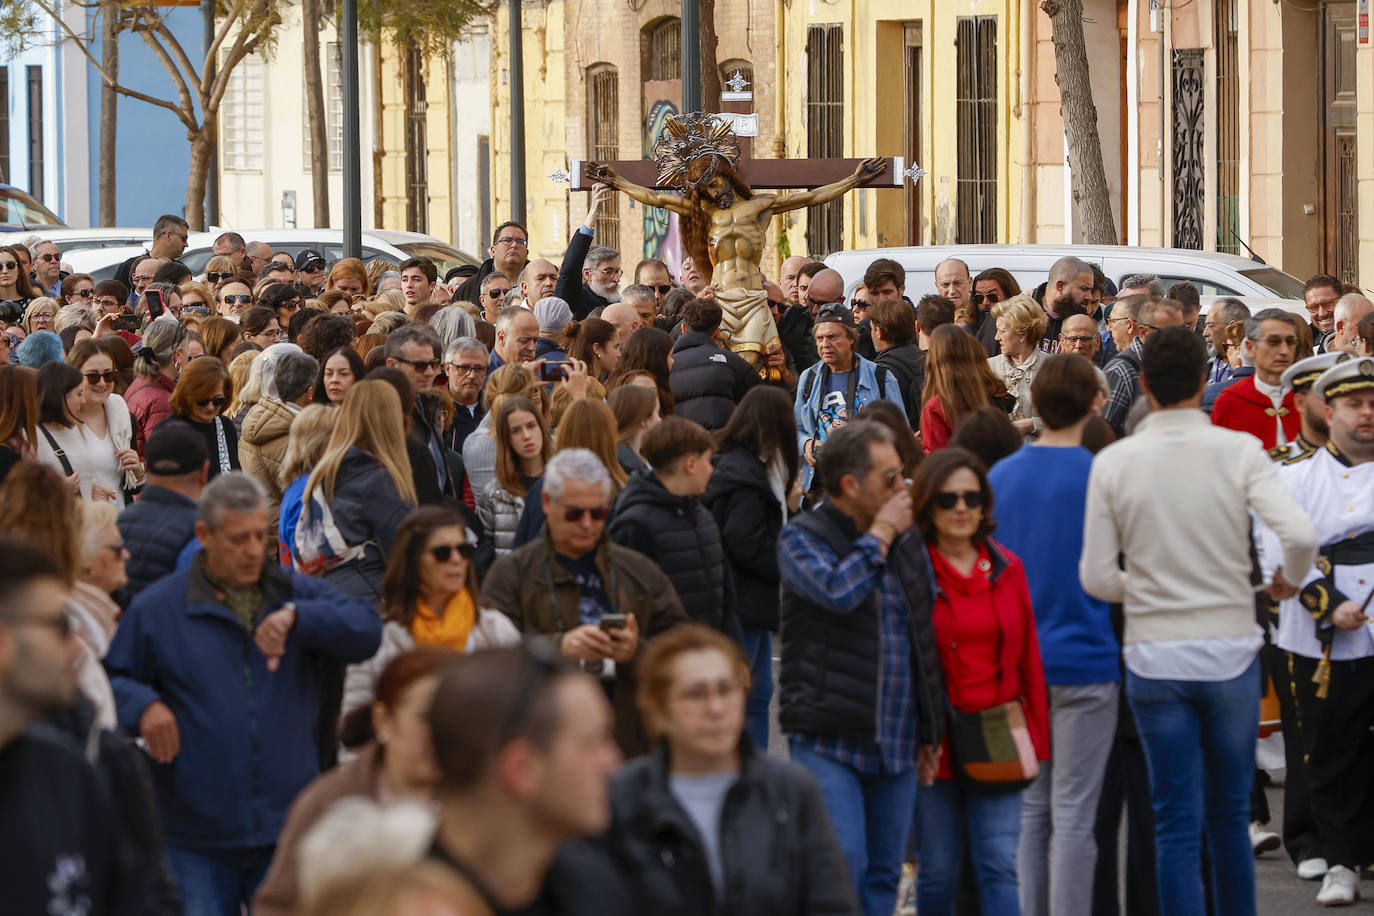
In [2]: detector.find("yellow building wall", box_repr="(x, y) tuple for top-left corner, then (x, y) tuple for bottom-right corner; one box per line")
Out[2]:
(376, 43), (458, 243)
(778, 0), (1028, 255)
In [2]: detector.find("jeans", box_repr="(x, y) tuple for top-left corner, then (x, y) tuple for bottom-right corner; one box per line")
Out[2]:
(1018, 681), (1119, 916)
(1126, 656), (1260, 916)
(915, 779), (1023, 916)
(790, 741), (917, 916)
(739, 627), (773, 749)
(166, 844), (275, 916)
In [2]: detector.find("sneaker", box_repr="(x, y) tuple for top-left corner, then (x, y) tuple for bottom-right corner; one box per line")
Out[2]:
(896, 862), (916, 916)
(1317, 865), (1360, 907)
(1300, 858), (1331, 880)
(1250, 821), (1282, 856)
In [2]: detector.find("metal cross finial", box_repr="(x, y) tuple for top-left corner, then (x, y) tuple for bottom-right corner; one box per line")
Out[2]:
(549, 167), (571, 186)
(900, 163), (927, 183)
(725, 70), (750, 93)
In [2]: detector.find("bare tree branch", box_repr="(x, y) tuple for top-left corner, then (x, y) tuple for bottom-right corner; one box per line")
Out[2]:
(132, 20), (197, 127)
(153, 19), (203, 99)
(204, 0), (250, 93)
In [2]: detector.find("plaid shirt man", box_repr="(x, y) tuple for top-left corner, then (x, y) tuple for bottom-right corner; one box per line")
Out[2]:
(1102, 336), (1145, 436)
(779, 524), (916, 775)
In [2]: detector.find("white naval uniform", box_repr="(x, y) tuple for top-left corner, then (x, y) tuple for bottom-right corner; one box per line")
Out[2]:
(1264, 444), (1374, 661)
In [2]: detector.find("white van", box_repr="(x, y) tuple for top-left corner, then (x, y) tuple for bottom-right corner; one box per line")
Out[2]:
(824, 244), (1307, 308)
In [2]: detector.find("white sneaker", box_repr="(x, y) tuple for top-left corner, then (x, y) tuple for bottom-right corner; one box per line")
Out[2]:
(1250, 821), (1281, 856)
(1317, 865), (1360, 906)
(1300, 858), (1331, 880)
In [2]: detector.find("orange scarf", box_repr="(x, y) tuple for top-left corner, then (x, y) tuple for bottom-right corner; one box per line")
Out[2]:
(409, 589), (477, 650)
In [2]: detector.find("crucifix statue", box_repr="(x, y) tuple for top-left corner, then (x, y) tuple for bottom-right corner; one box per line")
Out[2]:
(586, 115), (885, 367)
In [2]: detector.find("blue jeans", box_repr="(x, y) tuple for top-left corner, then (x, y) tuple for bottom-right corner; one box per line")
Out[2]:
(167, 844), (275, 916)
(790, 741), (917, 916)
(739, 628), (773, 748)
(914, 778), (1023, 915)
(1125, 656), (1260, 916)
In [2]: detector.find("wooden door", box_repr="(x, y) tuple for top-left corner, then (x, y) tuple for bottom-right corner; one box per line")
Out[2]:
(1321, 2), (1358, 284)
(903, 23), (922, 245)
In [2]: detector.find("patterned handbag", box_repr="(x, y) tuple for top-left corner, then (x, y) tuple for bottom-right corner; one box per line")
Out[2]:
(948, 699), (1040, 794)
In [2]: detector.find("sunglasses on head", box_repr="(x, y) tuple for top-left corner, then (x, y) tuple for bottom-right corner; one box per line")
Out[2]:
(83, 370), (118, 385)
(562, 506), (610, 522)
(195, 395), (228, 409)
(429, 543), (476, 563)
(935, 490), (984, 510)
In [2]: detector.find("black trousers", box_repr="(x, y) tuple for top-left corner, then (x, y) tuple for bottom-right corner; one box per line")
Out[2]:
(1269, 646), (1321, 863)
(1092, 725), (1159, 916)
(1291, 652), (1374, 869)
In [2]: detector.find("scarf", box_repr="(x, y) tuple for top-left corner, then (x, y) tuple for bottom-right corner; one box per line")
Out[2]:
(410, 589), (476, 651)
(201, 561), (263, 633)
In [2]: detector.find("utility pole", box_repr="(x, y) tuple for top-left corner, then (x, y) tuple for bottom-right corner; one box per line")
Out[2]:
(508, 0), (526, 224)
(341, 0), (362, 258)
(681, 0), (700, 113)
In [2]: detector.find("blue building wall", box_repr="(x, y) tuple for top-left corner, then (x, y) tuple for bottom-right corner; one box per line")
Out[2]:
(84, 6), (202, 226)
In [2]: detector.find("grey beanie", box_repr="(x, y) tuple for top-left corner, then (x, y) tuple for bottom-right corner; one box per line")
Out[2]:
(533, 296), (573, 334)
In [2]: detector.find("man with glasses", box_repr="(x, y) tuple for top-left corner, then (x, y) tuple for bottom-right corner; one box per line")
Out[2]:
(384, 326), (451, 497)
(455, 221), (530, 305)
(481, 448), (687, 753)
(105, 472), (382, 916)
(443, 337), (489, 452)
(1058, 312), (1103, 363)
(212, 231), (252, 282)
(27, 239), (64, 296)
(556, 185), (621, 319)
(1212, 308), (1303, 448)
(114, 214), (189, 292)
(293, 250), (327, 296)
(479, 271), (514, 323)
(1304, 274), (1343, 355)
(1101, 294), (1148, 437)
(778, 420), (947, 916)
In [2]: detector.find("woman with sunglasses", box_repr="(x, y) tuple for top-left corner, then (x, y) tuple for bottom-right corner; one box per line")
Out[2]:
(166, 356), (240, 480)
(203, 254), (239, 288)
(909, 448), (1048, 916)
(66, 339), (143, 506)
(177, 280), (214, 313)
(478, 395), (552, 557)
(60, 273), (95, 307)
(0, 245), (41, 305)
(214, 278), (255, 320)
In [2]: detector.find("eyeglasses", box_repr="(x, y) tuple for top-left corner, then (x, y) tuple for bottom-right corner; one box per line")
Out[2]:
(495, 236), (529, 248)
(30, 312), (54, 321)
(195, 396), (228, 409)
(72, 289), (94, 299)
(1060, 335), (1097, 344)
(593, 266), (622, 279)
(132, 275), (155, 284)
(38, 252), (59, 263)
(448, 363), (487, 376)
(0, 261), (16, 271)
(162, 231), (188, 243)
(399, 358), (441, 373)
(300, 259), (326, 272)
(561, 505), (610, 522)
(651, 284), (672, 296)
(207, 272), (235, 283)
(429, 542), (477, 563)
(934, 490), (985, 510)
(1259, 336), (1299, 348)
(219, 294), (253, 305)
(972, 292), (1002, 305)
(83, 370), (119, 385)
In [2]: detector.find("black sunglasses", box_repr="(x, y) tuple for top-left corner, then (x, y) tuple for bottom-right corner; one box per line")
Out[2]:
(219, 294), (253, 305)
(207, 272), (235, 283)
(562, 506), (610, 522)
(971, 292), (1002, 305)
(652, 284), (672, 296)
(195, 396), (228, 409)
(429, 543), (477, 563)
(935, 490), (984, 510)
(399, 358), (441, 373)
(83, 370), (119, 385)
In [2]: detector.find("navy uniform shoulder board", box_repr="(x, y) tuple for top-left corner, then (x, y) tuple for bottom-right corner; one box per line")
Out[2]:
(1282, 442), (1319, 465)
(1267, 444), (1289, 462)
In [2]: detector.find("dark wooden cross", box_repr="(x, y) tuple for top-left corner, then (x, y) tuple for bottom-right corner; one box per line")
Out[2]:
(554, 70), (924, 192)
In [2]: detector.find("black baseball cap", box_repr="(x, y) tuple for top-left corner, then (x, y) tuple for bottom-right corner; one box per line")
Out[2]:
(294, 249), (326, 271)
(813, 302), (856, 329)
(144, 422), (208, 476)
(0, 300), (23, 325)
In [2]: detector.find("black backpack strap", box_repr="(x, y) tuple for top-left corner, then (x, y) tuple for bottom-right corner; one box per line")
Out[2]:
(40, 425), (74, 477)
(875, 365), (890, 399)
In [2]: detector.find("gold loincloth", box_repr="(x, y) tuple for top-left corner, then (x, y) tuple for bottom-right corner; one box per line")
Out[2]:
(714, 286), (780, 368)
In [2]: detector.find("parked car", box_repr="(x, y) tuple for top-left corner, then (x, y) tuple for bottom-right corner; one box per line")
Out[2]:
(17, 227), (155, 254)
(0, 185), (65, 231)
(66, 228), (481, 282)
(824, 244), (1307, 306)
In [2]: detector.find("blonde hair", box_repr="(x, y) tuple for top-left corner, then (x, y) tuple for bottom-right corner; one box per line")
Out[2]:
(78, 500), (120, 569)
(375, 289), (407, 313)
(225, 349), (262, 417)
(178, 280), (214, 308)
(304, 380), (417, 506)
(990, 294), (1049, 348)
(203, 255), (237, 280)
(279, 404), (336, 486)
(23, 296), (59, 332)
(295, 798), (436, 910)
(368, 310), (410, 336)
(55, 303), (95, 334)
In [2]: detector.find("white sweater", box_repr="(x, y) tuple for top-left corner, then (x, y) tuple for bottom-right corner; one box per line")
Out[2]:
(1080, 408), (1317, 647)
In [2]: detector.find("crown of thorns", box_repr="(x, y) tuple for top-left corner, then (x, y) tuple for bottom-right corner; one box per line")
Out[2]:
(654, 113), (742, 191)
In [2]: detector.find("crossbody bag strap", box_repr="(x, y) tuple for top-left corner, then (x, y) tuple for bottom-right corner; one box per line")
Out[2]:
(39, 425), (74, 477)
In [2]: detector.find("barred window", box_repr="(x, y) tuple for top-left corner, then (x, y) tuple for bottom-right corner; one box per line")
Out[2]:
(955, 17), (997, 243)
(303, 42), (344, 171)
(805, 24), (843, 256)
(588, 65), (619, 250)
(222, 56), (264, 171)
(648, 18), (681, 82)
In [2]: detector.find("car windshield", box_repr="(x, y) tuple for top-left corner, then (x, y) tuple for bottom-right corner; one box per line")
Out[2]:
(1239, 268), (1306, 300)
(394, 241), (481, 277)
(0, 188), (64, 228)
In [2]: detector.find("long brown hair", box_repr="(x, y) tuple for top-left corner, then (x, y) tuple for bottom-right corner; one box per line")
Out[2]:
(1, 245), (41, 300)
(304, 380), (417, 505)
(608, 327), (674, 415)
(0, 364), (39, 453)
(0, 462), (79, 586)
(377, 507), (479, 629)
(555, 397), (627, 487)
(491, 395), (551, 496)
(561, 317), (617, 377)
(922, 324), (1006, 429)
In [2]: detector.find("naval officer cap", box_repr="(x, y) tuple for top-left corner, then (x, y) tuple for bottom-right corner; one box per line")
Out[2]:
(1281, 352), (1348, 394)
(1313, 356), (1374, 402)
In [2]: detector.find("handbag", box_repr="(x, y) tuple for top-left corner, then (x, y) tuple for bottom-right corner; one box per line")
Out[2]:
(948, 698), (1039, 794)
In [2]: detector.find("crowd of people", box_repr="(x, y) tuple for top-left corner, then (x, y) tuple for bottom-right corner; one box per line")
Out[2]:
(1, 207), (1373, 916)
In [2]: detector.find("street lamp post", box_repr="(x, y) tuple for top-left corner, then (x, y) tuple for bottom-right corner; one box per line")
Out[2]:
(341, 0), (362, 259)
(509, 0), (526, 224)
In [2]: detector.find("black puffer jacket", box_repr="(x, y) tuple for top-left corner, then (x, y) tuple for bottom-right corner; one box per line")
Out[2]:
(610, 469), (731, 632)
(669, 331), (760, 430)
(701, 448), (785, 631)
(873, 342), (924, 428)
(778, 501), (947, 748)
(601, 740), (859, 916)
(117, 485), (198, 601)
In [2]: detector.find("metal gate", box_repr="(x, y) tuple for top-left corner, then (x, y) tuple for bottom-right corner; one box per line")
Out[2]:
(955, 17), (997, 244)
(805, 24), (843, 257)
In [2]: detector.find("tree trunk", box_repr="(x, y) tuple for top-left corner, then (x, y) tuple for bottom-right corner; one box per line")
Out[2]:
(302, 0), (330, 226)
(1041, 0), (1117, 244)
(699, 0), (720, 112)
(185, 122), (212, 229)
(99, 0), (119, 225)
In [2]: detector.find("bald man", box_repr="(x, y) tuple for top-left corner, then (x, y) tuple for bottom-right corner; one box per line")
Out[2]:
(1331, 293), (1374, 356)
(520, 259), (559, 307)
(779, 255), (810, 307)
(937, 257), (995, 355)
(805, 269), (845, 318)
(601, 302), (641, 344)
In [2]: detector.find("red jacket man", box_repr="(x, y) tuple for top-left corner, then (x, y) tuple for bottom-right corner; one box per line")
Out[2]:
(1211, 309), (1303, 449)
